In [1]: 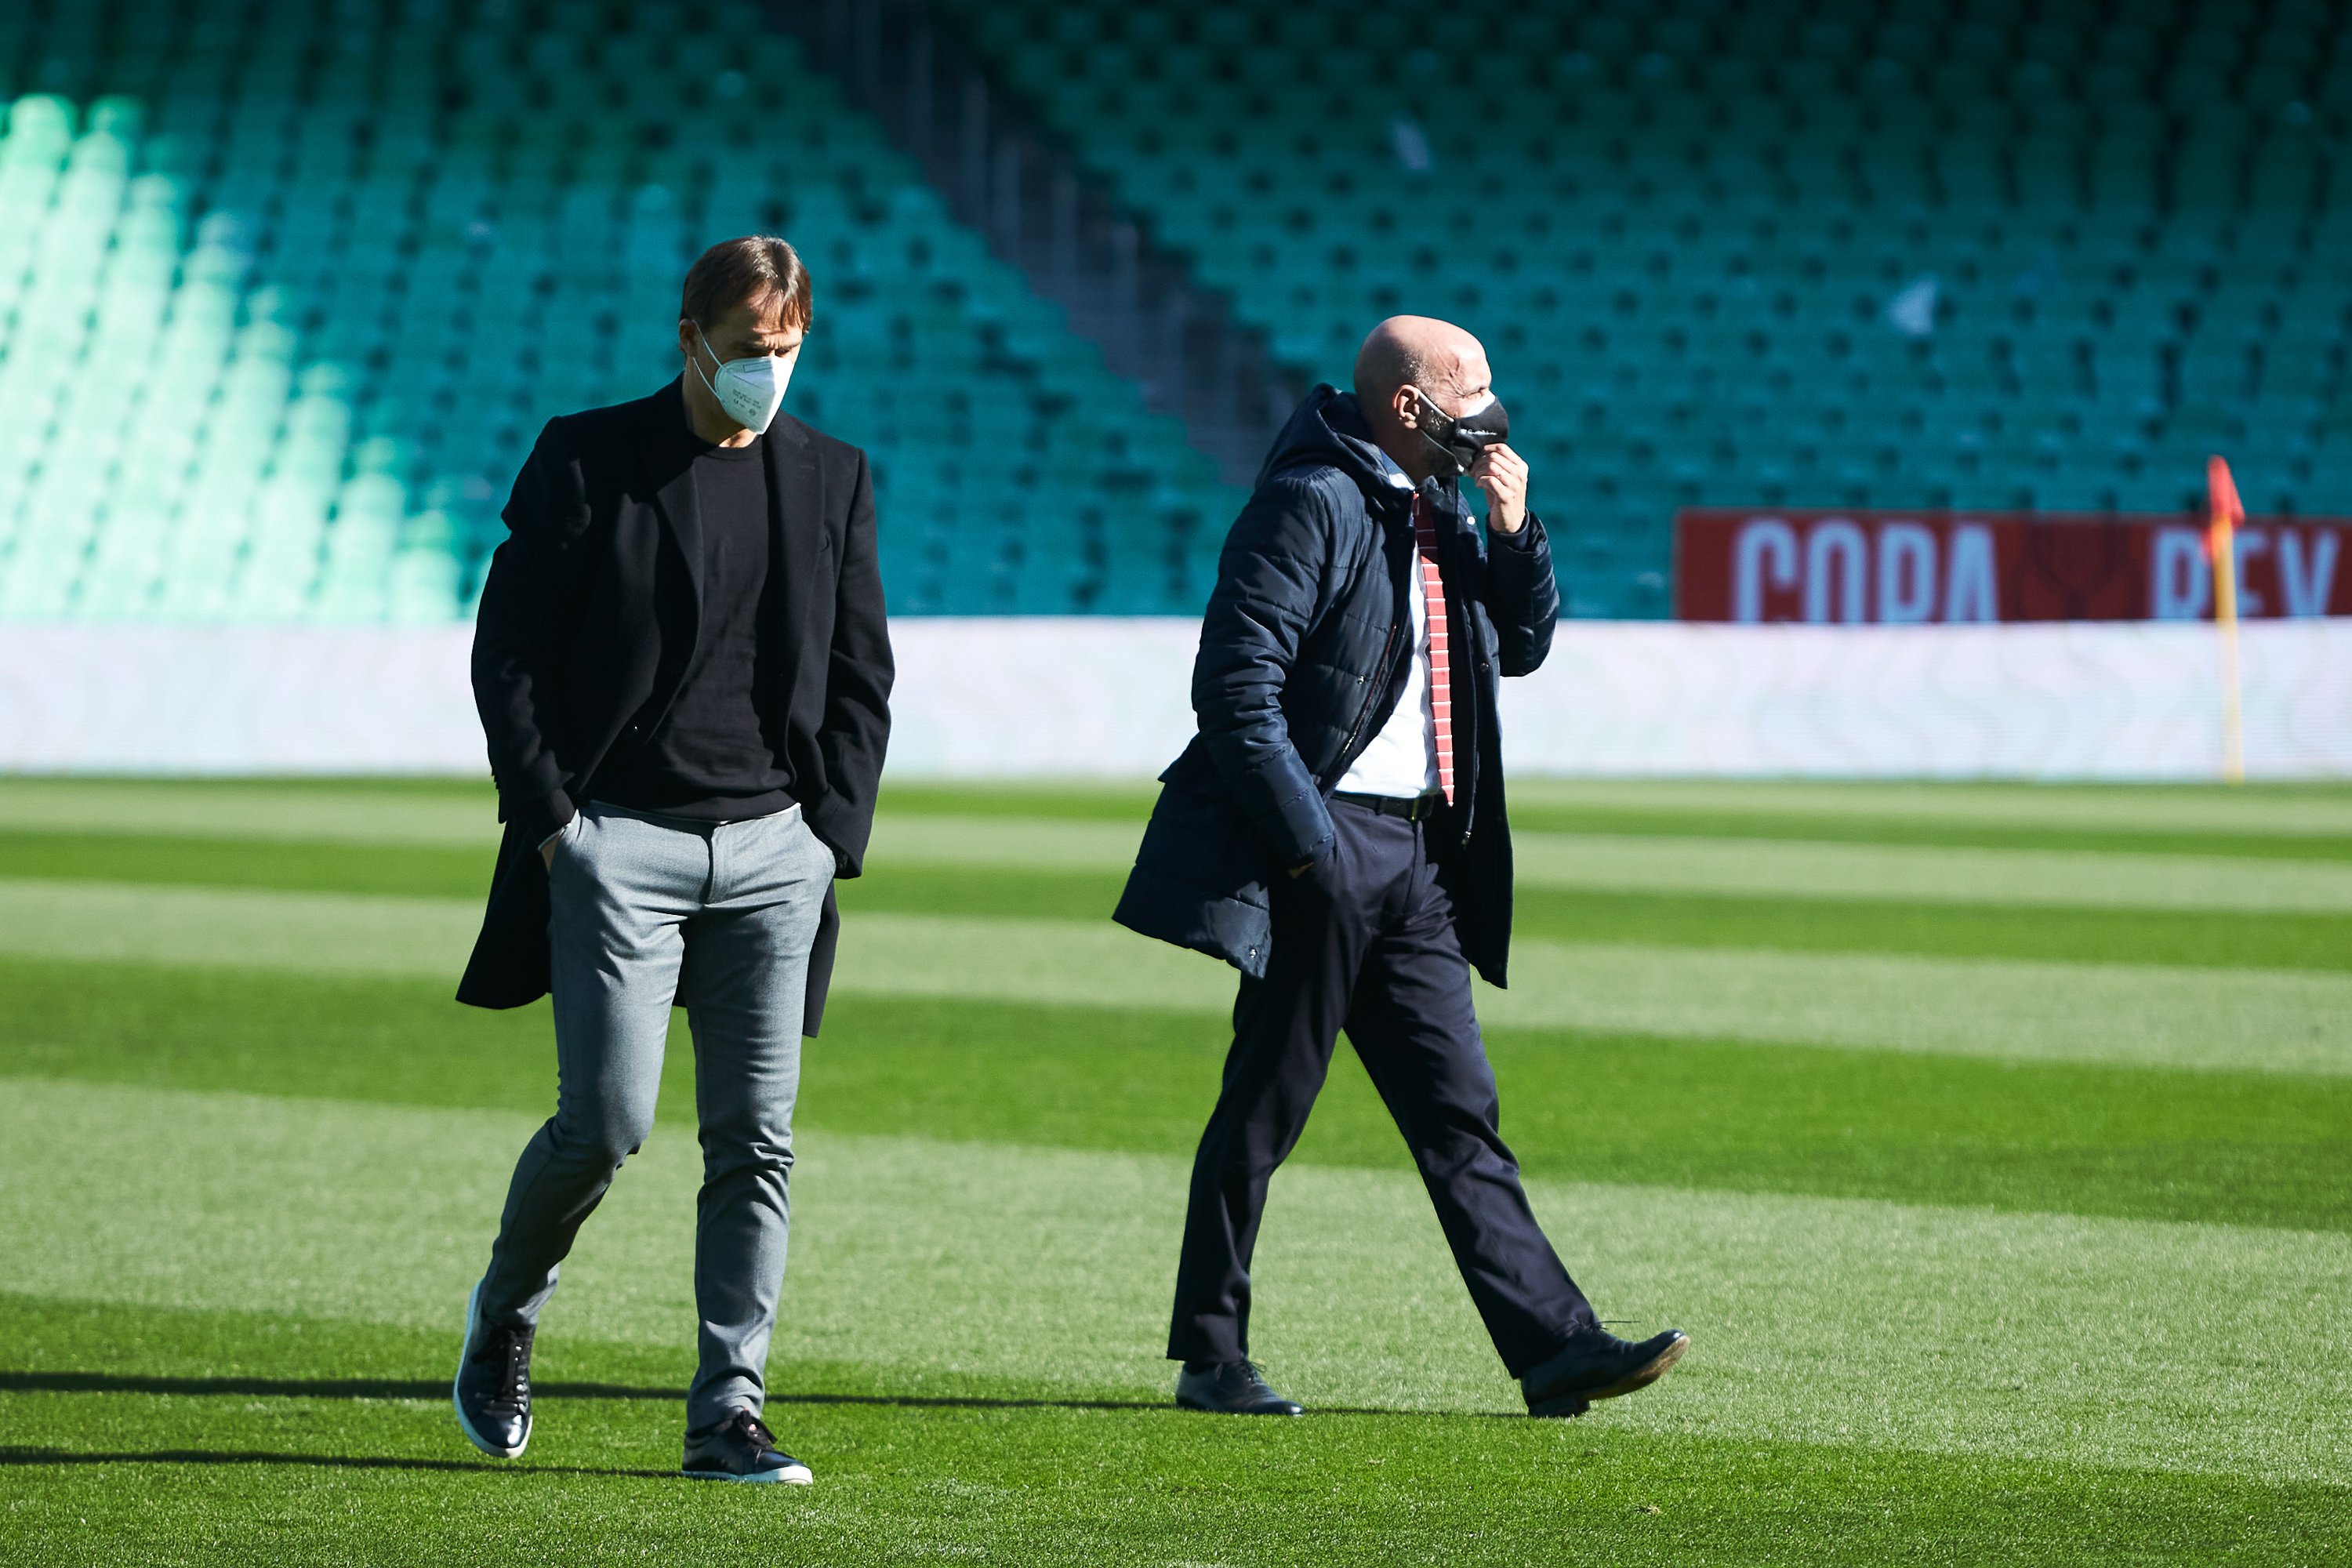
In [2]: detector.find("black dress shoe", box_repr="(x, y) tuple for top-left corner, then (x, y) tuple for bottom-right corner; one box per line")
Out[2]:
(452, 1282), (534, 1457)
(1520, 1325), (1689, 1418)
(1175, 1359), (1305, 1416)
(681, 1408), (813, 1485)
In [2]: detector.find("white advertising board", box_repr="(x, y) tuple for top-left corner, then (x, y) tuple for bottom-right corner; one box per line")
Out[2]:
(0, 618), (2343, 780)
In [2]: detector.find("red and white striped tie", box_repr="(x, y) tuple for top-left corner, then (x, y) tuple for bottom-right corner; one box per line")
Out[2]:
(1412, 494), (1454, 805)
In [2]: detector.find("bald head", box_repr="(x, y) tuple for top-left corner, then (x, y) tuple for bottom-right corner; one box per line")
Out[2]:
(1352, 315), (1493, 481)
(1353, 315), (1485, 407)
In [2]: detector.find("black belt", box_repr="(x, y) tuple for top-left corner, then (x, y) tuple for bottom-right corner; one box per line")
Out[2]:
(1333, 790), (1446, 821)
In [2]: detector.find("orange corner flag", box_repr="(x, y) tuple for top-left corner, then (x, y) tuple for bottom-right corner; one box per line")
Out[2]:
(2205, 455), (2245, 783)
(2207, 456), (2242, 629)
(2207, 455), (2245, 530)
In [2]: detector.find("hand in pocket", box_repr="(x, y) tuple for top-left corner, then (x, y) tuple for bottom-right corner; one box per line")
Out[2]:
(539, 814), (576, 870)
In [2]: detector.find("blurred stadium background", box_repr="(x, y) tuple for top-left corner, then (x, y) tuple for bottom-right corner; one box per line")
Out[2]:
(5, 3), (2352, 1560)
(2, 0), (2349, 780)
(3, 0), (2350, 622)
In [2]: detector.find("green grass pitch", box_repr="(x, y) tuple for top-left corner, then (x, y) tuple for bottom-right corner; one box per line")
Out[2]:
(2, 775), (2350, 1564)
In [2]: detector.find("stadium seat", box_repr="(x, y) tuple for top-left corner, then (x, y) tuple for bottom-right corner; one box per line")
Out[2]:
(0, 0), (1242, 624)
(931, 0), (2352, 615)
(9, 0), (2350, 624)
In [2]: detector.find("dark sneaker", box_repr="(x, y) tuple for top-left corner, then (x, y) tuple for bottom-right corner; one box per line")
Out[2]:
(452, 1281), (534, 1458)
(681, 1408), (813, 1485)
(1521, 1325), (1689, 1418)
(1174, 1359), (1305, 1416)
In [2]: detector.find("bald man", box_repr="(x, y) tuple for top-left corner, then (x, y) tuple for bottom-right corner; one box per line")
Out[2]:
(1117, 318), (1686, 1419)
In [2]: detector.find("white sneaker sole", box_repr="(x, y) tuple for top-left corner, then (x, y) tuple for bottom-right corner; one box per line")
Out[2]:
(453, 1280), (531, 1460)
(681, 1462), (813, 1485)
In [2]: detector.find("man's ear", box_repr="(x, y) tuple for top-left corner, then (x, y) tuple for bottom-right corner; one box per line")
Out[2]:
(1393, 383), (1421, 429)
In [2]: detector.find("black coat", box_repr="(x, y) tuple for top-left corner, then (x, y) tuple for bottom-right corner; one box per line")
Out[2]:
(457, 379), (893, 1033)
(1114, 387), (1558, 987)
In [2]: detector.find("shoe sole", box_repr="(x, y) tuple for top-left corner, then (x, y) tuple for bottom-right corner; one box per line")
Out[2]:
(1526, 1334), (1690, 1420)
(681, 1464), (814, 1485)
(452, 1281), (530, 1460)
(1174, 1395), (1305, 1417)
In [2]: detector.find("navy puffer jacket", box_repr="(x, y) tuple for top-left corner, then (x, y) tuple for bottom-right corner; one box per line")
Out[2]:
(1114, 385), (1559, 985)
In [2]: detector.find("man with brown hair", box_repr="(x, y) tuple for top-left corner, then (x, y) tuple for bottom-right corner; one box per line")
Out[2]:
(451, 237), (892, 1484)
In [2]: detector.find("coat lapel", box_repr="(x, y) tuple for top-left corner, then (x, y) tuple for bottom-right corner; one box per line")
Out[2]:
(763, 414), (828, 630)
(635, 379), (710, 638)
(652, 444), (706, 622)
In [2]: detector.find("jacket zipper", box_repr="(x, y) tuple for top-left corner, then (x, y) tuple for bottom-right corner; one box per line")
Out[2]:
(1330, 604), (1404, 786)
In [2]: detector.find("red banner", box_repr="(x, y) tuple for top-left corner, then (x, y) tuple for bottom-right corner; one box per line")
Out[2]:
(1675, 509), (2352, 623)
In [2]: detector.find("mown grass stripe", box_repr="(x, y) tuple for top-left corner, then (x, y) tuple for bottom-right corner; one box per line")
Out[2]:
(16, 773), (2352, 868)
(845, 868), (2352, 978)
(1483, 938), (2352, 1073)
(1512, 832), (2352, 913)
(874, 815), (2352, 916)
(0, 831), (495, 900)
(1503, 779), (2352, 833)
(0, 877), (482, 975)
(1506, 805), (2352, 861)
(22, 818), (2352, 926)
(829, 912), (2352, 1075)
(869, 815), (2352, 915)
(0, 777), (1150, 842)
(0, 780), (498, 847)
(7, 964), (2346, 1233)
(11, 839), (2350, 976)
(2, 1076), (2343, 1481)
(868, 814), (1144, 868)
(848, 915), (2352, 1076)
(2, 883), (2347, 1075)
(843, 869), (2352, 975)
(1501, 886), (2352, 974)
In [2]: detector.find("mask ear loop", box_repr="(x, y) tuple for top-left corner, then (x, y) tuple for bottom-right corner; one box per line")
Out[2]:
(1410, 387), (1467, 479)
(688, 321), (726, 402)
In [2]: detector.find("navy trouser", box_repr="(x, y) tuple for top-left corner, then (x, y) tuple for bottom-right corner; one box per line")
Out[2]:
(1168, 797), (1595, 1377)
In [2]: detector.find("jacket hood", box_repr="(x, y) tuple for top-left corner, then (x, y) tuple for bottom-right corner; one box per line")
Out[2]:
(1258, 384), (1421, 510)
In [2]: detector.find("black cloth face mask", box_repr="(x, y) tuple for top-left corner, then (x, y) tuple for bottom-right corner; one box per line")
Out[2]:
(1410, 388), (1510, 478)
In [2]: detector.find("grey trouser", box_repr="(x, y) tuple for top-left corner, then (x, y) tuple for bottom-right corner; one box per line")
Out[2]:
(477, 800), (833, 1430)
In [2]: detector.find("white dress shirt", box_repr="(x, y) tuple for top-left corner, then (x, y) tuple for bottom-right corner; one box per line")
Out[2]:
(1334, 524), (1441, 800)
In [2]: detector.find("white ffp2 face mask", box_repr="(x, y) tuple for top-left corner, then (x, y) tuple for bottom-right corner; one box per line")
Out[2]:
(691, 323), (793, 434)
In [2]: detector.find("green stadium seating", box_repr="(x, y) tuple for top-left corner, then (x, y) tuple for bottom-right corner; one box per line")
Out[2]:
(935, 0), (2352, 617)
(0, 0), (1242, 624)
(8, 0), (2348, 624)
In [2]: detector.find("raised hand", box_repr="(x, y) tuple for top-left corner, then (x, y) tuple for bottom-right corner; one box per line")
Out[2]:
(1469, 443), (1529, 534)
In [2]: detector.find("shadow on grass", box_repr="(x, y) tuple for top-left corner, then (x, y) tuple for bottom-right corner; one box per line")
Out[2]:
(0, 1370), (1167, 1413)
(0, 1370), (1429, 1418)
(0, 1445), (676, 1477)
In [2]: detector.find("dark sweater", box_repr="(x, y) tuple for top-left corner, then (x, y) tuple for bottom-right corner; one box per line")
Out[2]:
(463, 379), (893, 1028)
(590, 432), (795, 822)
